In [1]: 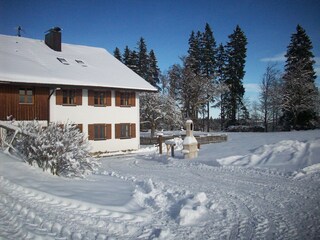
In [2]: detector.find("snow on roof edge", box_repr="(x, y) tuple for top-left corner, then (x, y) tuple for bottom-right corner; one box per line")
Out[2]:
(0, 34), (158, 92)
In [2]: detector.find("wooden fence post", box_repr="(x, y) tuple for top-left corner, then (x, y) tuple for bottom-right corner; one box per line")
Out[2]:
(158, 135), (163, 154)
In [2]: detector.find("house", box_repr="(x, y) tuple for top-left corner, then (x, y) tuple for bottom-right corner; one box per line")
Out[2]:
(0, 29), (157, 152)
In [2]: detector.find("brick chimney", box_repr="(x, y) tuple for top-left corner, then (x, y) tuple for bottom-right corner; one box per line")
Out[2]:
(45, 27), (62, 51)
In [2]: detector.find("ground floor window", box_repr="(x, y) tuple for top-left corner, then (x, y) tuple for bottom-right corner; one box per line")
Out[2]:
(115, 123), (136, 139)
(88, 124), (111, 141)
(120, 123), (130, 138)
(94, 124), (106, 140)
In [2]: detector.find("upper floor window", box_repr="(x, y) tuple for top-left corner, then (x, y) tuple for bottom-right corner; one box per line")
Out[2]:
(94, 91), (105, 106)
(62, 89), (75, 105)
(56, 89), (82, 106)
(19, 88), (33, 104)
(88, 90), (111, 107)
(115, 91), (135, 107)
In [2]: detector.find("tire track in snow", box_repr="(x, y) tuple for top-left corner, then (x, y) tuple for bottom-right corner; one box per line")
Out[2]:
(102, 155), (320, 239)
(0, 176), (149, 239)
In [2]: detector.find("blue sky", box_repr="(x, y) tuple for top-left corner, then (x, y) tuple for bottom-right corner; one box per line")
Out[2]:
(1, 0), (319, 115)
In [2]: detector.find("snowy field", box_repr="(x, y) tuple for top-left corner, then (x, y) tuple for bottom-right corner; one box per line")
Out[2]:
(1, 130), (320, 239)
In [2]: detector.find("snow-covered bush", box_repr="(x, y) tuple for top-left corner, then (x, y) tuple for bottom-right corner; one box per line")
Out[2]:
(16, 121), (98, 178)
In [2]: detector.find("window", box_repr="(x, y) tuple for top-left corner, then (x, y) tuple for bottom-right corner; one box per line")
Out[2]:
(56, 89), (82, 106)
(88, 90), (111, 106)
(19, 88), (33, 104)
(62, 89), (75, 105)
(94, 124), (106, 140)
(115, 91), (135, 107)
(75, 59), (87, 67)
(88, 124), (111, 141)
(94, 91), (105, 105)
(115, 123), (136, 139)
(120, 92), (130, 106)
(120, 124), (130, 138)
(57, 57), (69, 65)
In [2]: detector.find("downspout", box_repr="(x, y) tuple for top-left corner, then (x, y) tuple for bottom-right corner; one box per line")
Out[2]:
(48, 88), (60, 125)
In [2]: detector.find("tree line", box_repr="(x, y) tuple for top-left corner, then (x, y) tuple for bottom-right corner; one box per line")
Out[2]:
(114, 24), (319, 134)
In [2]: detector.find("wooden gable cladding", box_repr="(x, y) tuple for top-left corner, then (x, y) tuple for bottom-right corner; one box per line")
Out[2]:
(56, 89), (82, 105)
(88, 123), (111, 140)
(88, 90), (111, 106)
(115, 91), (136, 107)
(0, 84), (49, 121)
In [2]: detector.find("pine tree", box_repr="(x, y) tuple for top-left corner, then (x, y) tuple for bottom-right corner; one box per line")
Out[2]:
(224, 25), (248, 126)
(282, 25), (318, 130)
(137, 37), (149, 80)
(122, 46), (131, 66)
(148, 49), (160, 89)
(186, 31), (202, 74)
(216, 43), (228, 130)
(201, 23), (217, 131)
(113, 47), (122, 62)
(201, 23), (216, 77)
(128, 50), (139, 74)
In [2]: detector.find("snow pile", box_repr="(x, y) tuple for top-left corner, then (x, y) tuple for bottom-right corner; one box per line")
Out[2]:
(178, 192), (209, 226)
(217, 138), (320, 173)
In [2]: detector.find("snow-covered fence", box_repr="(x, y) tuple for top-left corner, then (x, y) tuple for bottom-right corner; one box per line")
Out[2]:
(140, 134), (227, 146)
(0, 120), (37, 153)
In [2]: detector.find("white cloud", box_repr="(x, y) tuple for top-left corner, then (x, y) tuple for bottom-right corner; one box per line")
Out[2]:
(260, 52), (286, 62)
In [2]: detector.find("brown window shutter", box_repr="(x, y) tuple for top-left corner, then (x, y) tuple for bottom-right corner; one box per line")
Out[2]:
(77, 124), (83, 133)
(115, 91), (121, 106)
(106, 124), (111, 139)
(56, 89), (63, 105)
(76, 89), (82, 105)
(88, 124), (94, 140)
(88, 90), (94, 106)
(106, 91), (111, 106)
(131, 92), (136, 106)
(115, 124), (121, 139)
(130, 123), (136, 138)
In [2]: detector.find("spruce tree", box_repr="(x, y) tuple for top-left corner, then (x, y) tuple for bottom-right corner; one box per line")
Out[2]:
(148, 49), (160, 89)
(216, 43), (228, 130)
(122, 46), (131, 66)
(224, 25), (248, 126)
(137, 37), (149, 80)
(282, 25), (318, 129)
(113, 47), (122, 62)
(201, 23), (217, 131)
(128, 50), (139, 74)
(186, 31), (202, 74)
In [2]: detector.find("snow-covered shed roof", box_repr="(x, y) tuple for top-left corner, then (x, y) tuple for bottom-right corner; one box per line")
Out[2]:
(0, 34), (157, 91)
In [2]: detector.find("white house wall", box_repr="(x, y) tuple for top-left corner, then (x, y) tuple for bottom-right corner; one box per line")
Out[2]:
(49, 89), (140, 152)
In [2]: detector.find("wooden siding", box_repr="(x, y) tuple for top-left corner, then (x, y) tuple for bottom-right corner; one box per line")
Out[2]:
(0, 84), (49, 121)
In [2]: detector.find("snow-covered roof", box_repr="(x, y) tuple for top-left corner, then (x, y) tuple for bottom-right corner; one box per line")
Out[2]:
(0, 34), (157, 91)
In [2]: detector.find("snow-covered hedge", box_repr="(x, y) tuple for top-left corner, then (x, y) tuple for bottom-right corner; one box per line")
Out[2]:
(16, 121), (98, 178)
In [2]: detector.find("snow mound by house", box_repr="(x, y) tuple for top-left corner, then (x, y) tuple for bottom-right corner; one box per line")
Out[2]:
(217, 138), (320, 173)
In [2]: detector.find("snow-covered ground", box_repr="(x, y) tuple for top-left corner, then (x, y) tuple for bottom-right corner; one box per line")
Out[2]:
(1, 130), (320, 239)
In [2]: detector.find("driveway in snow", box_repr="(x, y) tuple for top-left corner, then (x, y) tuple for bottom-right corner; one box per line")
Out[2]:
(1, 131), (320, 239)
